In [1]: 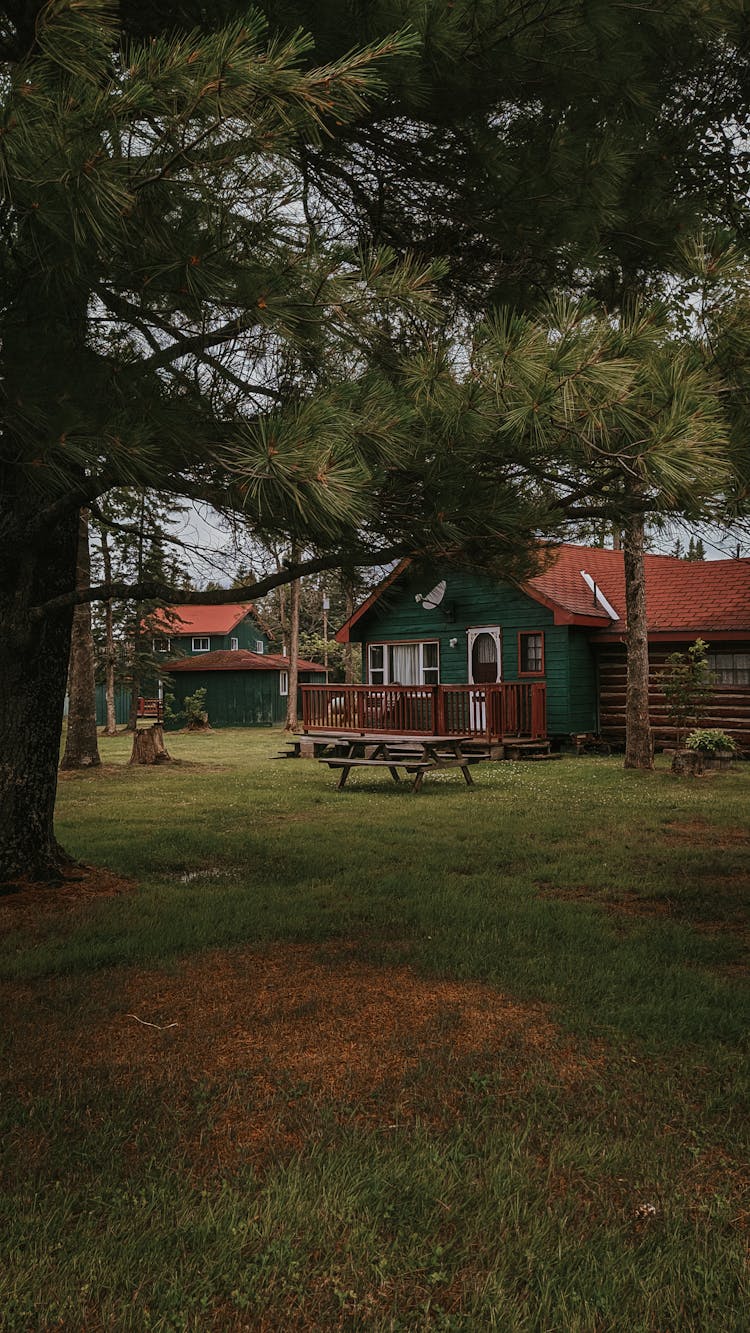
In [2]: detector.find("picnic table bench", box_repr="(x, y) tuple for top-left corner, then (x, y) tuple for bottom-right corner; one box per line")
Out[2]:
(320, 733), (477, 792)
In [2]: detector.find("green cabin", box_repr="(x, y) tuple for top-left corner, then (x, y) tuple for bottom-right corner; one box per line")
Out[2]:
(336, 559), (598, 739)
(335, 546), (750, 751)
(95, 602), (275, 726)
(148, 602), (272, 662)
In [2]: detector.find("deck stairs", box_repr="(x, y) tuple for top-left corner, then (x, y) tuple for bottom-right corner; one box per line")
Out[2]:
(459, 737), (561, 762)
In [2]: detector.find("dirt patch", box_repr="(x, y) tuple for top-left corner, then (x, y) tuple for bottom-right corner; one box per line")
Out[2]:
(664, 820), (750, 849)
(0, 864), (136, 936)
(3, 942), (602, 1168)
(536, 884), (674, 919)
(57, 763), (129, 781)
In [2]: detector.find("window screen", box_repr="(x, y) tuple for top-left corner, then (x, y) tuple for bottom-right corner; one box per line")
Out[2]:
(708, 652), (750, 685)
(519, 633), (544, 674)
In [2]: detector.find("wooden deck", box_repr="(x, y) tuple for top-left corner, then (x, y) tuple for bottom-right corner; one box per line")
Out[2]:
(299, 682), (546, 741)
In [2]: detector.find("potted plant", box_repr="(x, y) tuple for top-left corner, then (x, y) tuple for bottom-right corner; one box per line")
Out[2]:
(683, 728), (737, 771)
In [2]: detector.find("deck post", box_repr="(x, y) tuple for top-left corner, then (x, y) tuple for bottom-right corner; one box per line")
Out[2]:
(434, 685), (446, 736)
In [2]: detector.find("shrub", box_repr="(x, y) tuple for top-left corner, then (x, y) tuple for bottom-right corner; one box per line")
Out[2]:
(660, 639), (715, 747)
(684, 728), (737, 755)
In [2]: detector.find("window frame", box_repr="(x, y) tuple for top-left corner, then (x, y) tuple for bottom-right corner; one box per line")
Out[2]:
(518, 631), (545, 677)
(279, 670), (289, 696)
(192, 636), (210, 653)
(230, 636), (239, 651)
(152, 637), (171, 654)
(707, 650), (750, 686)
(255, 639), (265, 654)
(366, 640), (441, 686)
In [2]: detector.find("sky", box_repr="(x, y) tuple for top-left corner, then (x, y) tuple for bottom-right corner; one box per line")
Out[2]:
(168, 504), (749, 592)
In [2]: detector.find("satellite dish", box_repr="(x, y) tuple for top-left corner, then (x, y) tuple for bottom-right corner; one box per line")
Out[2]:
(415, 580), (446, 610)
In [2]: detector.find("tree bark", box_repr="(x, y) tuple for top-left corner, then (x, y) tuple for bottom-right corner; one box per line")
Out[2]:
(127, 492), (146, 731)
(623, 512), (654, 770)
(285, 549), (301, 731)
(99, 524), (118, 736)
(344, 580), (355, 684)
(129, 724), (171, 765)
(0, 497), (80, 884)
(60, 512), (101, 770)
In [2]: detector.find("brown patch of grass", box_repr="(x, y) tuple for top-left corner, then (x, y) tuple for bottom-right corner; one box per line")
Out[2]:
(57, 763), (128, 781)
(3, 942), (602, 1169)
(664, 819), (750, 849)
(0, 864), (136, 937)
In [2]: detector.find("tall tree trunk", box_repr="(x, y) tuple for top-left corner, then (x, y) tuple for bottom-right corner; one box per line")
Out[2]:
(285, 548), (301, 731)
(60, 513), (101, 770)
(623, 512), (654, 770)
(0, 496), (80, 884)
(127, 492), (146, 731)
(99, 524), (118, 736)
(344, 580), (355, 684)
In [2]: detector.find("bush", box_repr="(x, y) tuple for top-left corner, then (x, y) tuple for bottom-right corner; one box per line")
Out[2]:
(660, 639), (715, 747)
(684, 728), (737, 755)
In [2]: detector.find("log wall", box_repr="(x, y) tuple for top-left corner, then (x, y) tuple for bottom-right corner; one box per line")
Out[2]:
(596, 642), (750, 752)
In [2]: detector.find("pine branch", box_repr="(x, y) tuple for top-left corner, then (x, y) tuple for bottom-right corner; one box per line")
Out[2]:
(28, 542), (411, 620)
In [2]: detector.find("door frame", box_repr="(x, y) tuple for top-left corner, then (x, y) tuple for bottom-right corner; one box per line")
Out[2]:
(467, 627), (502, 684)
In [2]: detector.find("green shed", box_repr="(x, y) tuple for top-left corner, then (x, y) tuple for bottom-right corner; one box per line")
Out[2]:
(164, 649), (326, 728)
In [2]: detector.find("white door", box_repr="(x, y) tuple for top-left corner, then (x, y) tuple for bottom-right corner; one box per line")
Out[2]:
(467, 628), (501, 684)
(467, 628), (501, 731)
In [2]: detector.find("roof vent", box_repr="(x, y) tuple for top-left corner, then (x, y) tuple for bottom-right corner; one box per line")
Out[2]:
(580, 571), (620, 620)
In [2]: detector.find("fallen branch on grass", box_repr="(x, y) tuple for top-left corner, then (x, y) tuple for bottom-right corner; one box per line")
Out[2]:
(127, 1014), (179, 1030)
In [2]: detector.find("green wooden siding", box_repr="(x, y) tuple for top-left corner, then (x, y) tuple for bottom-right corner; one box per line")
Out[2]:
(567, 629), (599, 733)
(350, 566), (599, 738)
(166, 669), (325, 728)
(94, 684), (130, 726)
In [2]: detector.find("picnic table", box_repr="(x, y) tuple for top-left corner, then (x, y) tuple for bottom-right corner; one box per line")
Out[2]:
(320, 733), (477, 793)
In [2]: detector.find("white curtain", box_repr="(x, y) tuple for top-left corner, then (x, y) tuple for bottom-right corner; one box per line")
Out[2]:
(475, 633), (497, 664)
(390, 644), (419, 684)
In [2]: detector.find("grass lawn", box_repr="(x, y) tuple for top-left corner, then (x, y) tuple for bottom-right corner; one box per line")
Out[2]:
(1, 728), (748, 1330)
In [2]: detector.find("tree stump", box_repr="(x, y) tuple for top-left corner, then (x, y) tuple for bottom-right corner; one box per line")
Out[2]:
(184, 713), (210, 732)
(671, 749), (704, 776)
(129, 724), (172, 766)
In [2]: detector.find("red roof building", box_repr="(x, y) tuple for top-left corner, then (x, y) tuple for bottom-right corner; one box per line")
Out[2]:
(334, 545), (750, 751)
(150, 603), (261, 636)
(167, 649), (323, 673)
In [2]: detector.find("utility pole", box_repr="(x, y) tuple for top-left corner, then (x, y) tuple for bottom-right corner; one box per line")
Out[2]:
(322, 593), (330, 683)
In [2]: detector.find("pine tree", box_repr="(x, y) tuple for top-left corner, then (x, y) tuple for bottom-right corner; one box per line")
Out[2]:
(59, 513), (101, 770)
(1, 3), (447, 882)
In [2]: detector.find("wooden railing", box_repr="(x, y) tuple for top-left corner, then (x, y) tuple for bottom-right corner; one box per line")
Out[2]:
(300, 683), (546, 740)
(137, 697), (164, 722)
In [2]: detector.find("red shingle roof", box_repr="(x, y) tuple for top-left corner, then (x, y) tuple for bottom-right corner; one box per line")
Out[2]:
(527, 545), (750, 633)
(166, 650), (323, 673)
(336, 545), (750, 639)
(149, 604), (257, 635)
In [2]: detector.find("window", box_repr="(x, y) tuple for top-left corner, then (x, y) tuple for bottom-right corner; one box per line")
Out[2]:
(152, 637), (171, 654)
(422, 642), (440, 685)
(519, 632), (544, 675)
(279, 670), (289, 696)
(367, 641), (440, 685)
(708, 651), (750, 685)
(192, 637), (210, 652)
(230, 637), (239, 651)
(368, 644), (385, 685)
(255, 640), (265, 654)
